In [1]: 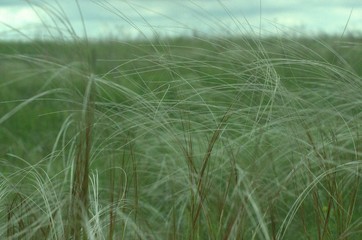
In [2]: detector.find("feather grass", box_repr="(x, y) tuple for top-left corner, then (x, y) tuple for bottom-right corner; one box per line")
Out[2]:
(1, 1), (362, 239)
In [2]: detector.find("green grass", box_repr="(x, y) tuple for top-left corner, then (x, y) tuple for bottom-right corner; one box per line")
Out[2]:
(1, 11), (362, 240)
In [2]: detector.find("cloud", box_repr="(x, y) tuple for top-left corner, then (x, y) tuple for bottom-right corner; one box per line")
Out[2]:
(0, 4), (42, 39)
(0, 0), (361, 40)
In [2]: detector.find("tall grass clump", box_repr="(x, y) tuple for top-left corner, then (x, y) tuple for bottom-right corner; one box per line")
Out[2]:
(1, 1), (362, 239)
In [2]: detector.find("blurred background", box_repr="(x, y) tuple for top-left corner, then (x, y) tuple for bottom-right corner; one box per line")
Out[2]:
(0, 0), (361, 41)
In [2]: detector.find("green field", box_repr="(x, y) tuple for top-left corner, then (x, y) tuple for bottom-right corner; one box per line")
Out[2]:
(1, 34), (362, 239)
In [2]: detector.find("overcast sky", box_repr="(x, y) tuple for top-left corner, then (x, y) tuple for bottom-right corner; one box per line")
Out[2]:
(0, 0), (361, 41)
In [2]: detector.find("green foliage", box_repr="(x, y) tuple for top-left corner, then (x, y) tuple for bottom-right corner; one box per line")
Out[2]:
(1, 33), (362, 239)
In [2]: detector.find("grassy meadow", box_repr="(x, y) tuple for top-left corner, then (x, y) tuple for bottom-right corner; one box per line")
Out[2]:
(1, 26), (362, 239)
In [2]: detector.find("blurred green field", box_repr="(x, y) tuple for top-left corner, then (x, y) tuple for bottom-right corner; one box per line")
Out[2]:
(1, 35), (362, 239)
